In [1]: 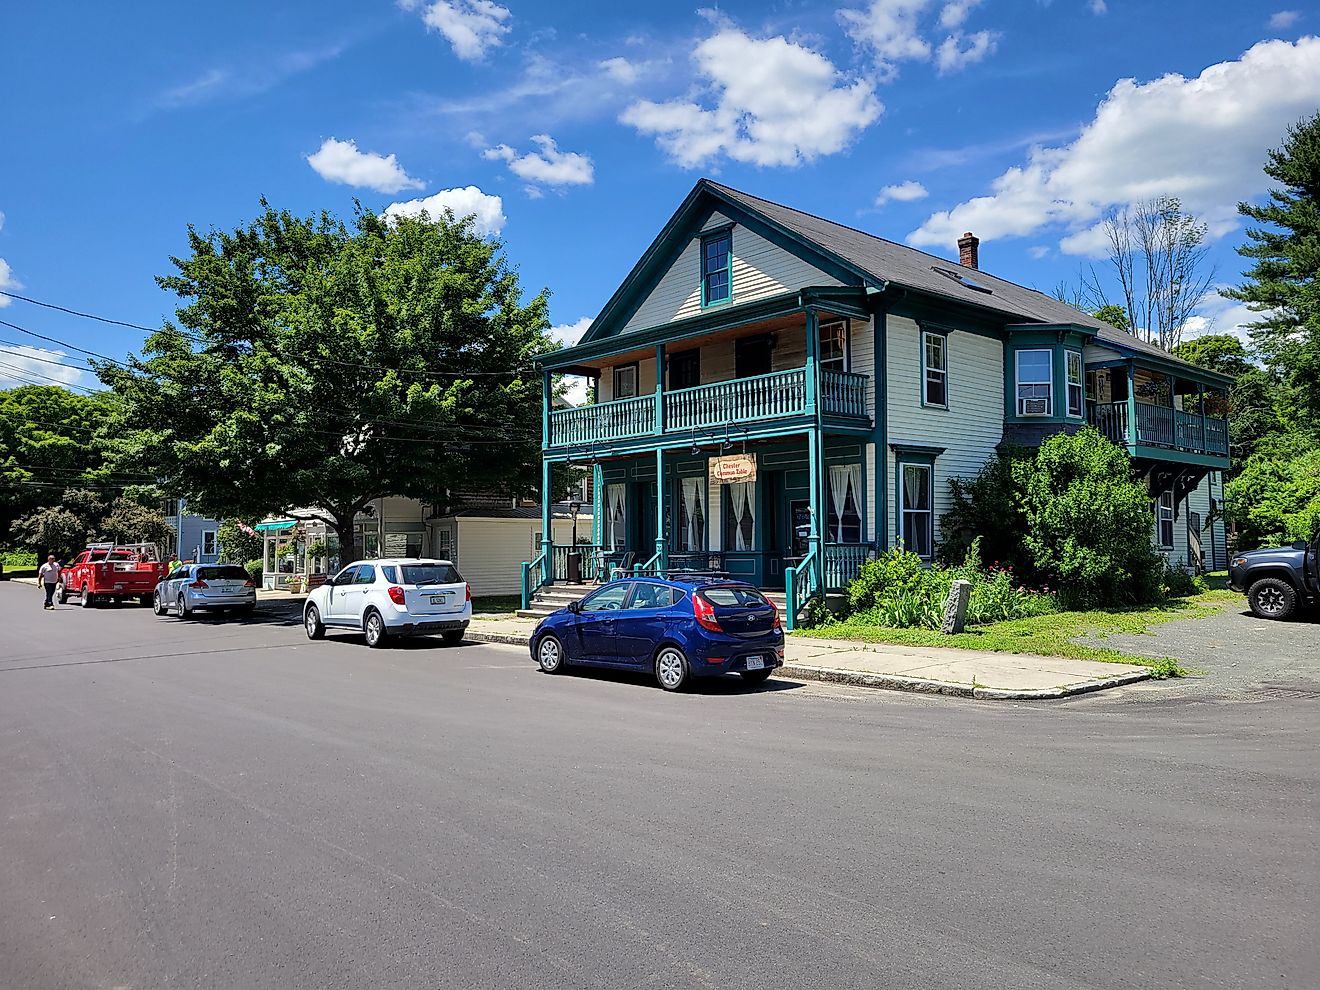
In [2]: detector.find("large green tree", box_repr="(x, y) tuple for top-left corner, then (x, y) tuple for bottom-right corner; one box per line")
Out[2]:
(98, 204), (553, 561)
(1224, 111), (1320, 425)
(0, 385), (122, 546)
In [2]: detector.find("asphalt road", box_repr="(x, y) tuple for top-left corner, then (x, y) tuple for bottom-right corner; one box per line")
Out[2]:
(1, 583), (1317, 990)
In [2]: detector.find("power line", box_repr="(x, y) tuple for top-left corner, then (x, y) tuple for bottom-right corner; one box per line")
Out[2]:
(0, 317), (130, 367)
(0, 288), (157, 333)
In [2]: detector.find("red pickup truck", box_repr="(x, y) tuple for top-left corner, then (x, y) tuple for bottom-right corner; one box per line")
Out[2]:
(57, 543), (170, 608)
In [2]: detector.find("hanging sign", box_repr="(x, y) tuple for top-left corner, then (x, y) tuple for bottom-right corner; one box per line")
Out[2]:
(710, 454), (757, 484)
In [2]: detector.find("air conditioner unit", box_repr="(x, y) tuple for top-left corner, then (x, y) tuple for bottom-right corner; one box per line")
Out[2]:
(1022, 398), (1049, 416)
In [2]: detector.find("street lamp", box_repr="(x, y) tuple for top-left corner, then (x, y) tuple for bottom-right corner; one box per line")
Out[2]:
(567, 500), (582, 584)
(569, 500), (581, 548)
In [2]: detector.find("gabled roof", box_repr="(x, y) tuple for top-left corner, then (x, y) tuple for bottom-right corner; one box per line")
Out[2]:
(701, 181), (1204, 369)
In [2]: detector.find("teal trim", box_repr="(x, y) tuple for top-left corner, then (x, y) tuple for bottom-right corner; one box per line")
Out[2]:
(653, 344), (664, 435)
(592, 462), (603, 545)
(893, 454), (938, 561)
(1064, 348), (1085, 420)
(541, 370), (551, 449)
(1125, 362), (1138, 447)
(1096, 338), (1236, 387)
(1130, 446), (1231, 469)
(254, 519), (296, 531)
(540, 457), (553, 586)
(699, 228), (732, 307)
(919, 327), (949, 410)
(872, 300), (888, 550)
(805, 309), (819, 416)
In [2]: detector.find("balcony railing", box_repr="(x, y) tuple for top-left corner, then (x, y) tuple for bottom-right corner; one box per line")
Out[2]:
(1087, 401), (1228, 457)
(548, 368), (869, 448)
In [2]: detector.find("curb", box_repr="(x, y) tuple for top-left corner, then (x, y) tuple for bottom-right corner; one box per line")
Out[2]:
(778, 663), (1151, 700)
(466, 629), (533, 648)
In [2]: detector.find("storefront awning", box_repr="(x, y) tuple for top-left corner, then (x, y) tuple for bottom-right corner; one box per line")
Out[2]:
(255, 519), (297, 532)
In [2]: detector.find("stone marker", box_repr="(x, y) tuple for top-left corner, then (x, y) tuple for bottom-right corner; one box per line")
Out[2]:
(941, 579), (972, 634)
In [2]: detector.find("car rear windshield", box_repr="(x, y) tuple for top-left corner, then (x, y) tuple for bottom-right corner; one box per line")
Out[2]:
(700, 586), (771, 607)
(197, 566), (252, 581)
(395, 564), (462, 586)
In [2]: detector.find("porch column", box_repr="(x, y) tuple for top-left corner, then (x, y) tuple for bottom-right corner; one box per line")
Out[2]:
(1125, 363), (1138, 445)
(541, 457), (554, 585)
(807, 430), (824, 592)
(654, 344), (665, 435)
(655, 447), (666, 572)
(1197, 382), (1207, 452)
(592, 461), (604, 547)
(805, 309), (819, 416)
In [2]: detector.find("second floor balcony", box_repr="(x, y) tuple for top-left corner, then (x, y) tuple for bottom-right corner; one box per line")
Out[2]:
(1088, 400), (1229, 459)
(548, 366), (870, 449)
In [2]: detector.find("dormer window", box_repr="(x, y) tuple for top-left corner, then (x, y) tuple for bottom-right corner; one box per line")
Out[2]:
(701, 230), (732, 305)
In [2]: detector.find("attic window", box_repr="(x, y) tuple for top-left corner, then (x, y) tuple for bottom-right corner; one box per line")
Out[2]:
(932, 266), (993, 294)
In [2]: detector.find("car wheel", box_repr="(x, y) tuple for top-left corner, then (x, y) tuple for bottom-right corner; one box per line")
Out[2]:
(363, 610), (388, 648)
(655, 645), (690, 692)
(55, 582), (66, 604)
(740, 668), (774, 685)
(152, 591), (168, 617)
(80, 584), (93, 608)
(441, 630), (464, 647)
(536, 634), (565, 673)
(176, 593), (192, 619)
(304, 604), (325, 640)
(1248, 577), (1298, 620)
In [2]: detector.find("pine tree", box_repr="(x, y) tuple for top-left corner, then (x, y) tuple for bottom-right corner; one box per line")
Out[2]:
(1224, 111), (1320, 425)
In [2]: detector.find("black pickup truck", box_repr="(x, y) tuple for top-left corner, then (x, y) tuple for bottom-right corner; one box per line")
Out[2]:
(1228, 535), (1319, 620)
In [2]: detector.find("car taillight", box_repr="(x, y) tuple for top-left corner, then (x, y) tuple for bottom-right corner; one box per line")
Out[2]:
(188, 580), (208, 589)
(243, 580), (255, 588)
(387, 585), (406, 606)
(465, 583), (471, 602)
(692, 593), (722, 633)
(770, 601), (782, 631)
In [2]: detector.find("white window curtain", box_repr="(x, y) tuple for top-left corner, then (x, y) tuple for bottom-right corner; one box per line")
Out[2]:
(728, 482), (755, 551)
(827, 464), (862, 542)
(607, 484), (626, 551)
(680, 476), (706, 551)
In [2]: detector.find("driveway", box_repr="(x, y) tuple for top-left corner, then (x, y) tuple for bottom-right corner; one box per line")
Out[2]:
(1091, 601), (1319, 700)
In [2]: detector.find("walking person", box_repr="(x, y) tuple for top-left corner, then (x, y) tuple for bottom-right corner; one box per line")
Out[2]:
(38, 554), (62, 610)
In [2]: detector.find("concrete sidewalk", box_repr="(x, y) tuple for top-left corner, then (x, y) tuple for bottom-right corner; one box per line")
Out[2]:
(468, 616), (1150, 700)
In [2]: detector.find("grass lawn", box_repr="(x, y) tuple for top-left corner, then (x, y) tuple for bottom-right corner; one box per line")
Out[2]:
(471, 594), (522, 617)
(799, 576), (1240, 678)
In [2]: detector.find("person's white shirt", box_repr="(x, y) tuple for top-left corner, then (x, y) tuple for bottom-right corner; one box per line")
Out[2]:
(38, 561), (61, 583)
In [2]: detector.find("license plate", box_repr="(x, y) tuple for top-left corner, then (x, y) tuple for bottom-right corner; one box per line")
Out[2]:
(429, 595), (448, 605)
(745, 655), (765, 671)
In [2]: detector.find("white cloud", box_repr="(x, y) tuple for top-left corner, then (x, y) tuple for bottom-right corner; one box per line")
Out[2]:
(599, 57), (639, 85)
(483, 135), (595, 190)
(841, 0), (998, 78)
(875, 180), (929, 205)
(0, 211), (16, 308)
(150, 44), (345, 112)
(550, 316), (593, 347)
(621, 28), (881, 168)
(940, 0), (982, 29)
(400, 0), (511, 61)
(934, 29), (999, 74)
(909, 38), (1320, 254)
(306, 138), (424, 194)
(1027, 245), (1050, 260)
(1269, 10), (1301, 29)
(550, 317), (595, 403)
(1090, 0), (1108, 14)
(1182, 290), (1263, 345)
(0, 344), (93, 390)
(383, 186), (506, 236)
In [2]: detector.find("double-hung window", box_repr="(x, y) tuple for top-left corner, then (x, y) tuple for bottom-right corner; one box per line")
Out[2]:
(899, 463), (934, 559)
(923, 331), (948, 407)
(1156, 491), (1175, 549)
(1066, 350), (1084, 418)
(613, 363), (638, 399)
(1016, 349), (1053, 416)
(820, 320), (848, 373)
(701, 230), (732, 306)
(201, 530), (217, 557)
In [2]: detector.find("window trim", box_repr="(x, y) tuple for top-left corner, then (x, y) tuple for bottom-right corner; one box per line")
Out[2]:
(201, 529), (217, 557)
(1065, 349), (1084, 419)
(700, 229), (733, 307)
(896, 461), (935, 561)
(820, 318), (850, 375)
(612, 362), (639, 400)
(921, 330), (948, 409)
(1015, 348), (1054, 417)
(1156, 491), (1175, 550)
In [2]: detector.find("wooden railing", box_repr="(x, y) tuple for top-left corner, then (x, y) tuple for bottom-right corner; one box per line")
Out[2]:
(520, 551), (548, 611)
(1088, 401), (1227, 457)
(784, 548), (818, 632)
(547, 368), (869, 447)
(823, 543), (872, 590)
(551, 544), (603, 582)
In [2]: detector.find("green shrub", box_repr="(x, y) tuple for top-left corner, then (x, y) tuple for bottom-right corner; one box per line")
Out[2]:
(939, 449), (1032, 569)
(1020, 427), (1165, 609)
(1, 551), (37, 568)
(847, 547), (928, 614)
(1161, 563), (1207, 599)
(218, 520), (265, 564)
(245, 558), (264, 586)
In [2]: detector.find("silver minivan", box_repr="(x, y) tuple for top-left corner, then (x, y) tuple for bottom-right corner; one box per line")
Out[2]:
(154, 563), (257, 618)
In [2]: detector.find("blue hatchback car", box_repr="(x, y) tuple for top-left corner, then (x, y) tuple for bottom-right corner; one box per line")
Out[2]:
(530, 577), (785, 691)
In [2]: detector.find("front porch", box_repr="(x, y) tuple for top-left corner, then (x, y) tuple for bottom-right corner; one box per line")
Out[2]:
(1085, 364), (1230, 464)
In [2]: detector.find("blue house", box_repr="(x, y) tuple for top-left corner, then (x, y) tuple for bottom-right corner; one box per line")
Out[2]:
(523, 181), (1232, 618)
(163, 499), (221, 564)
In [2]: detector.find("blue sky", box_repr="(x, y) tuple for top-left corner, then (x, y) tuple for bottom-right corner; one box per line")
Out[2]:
(1, 1), (1318, 389)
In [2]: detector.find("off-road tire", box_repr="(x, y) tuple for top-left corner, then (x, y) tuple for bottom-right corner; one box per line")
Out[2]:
(1247, 577), (1298, 620)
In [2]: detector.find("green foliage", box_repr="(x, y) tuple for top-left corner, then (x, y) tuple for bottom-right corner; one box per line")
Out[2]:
(847, 547), (928, 615)
(11, 487), (171, 559)
(1019, 427), (1165, 609)
(245, 558), (264, 586)
(1160, 563), (1201, 599)
(95, 202), (556, 561)
(0, 385), (122, 546)
(1, 550), (37, 567)
(1225, 111), (1320, 426)
(1092, 304), (1131, 331)
(1170, 334), (1252, 377)
(938, 449), (1030, 568)
(99, 498), (173, 546)
(1224, 432), (1320, 547)
(13, 502), (94, 560)
(217, 519), (263, 563)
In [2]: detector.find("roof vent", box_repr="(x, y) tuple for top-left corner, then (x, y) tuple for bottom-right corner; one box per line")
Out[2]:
(932, 266), (993, 294)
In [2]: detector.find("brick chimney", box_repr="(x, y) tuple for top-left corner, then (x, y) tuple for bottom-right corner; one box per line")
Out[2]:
(958, 231), (980, 270)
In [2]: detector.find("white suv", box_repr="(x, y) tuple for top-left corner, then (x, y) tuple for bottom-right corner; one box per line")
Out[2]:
(303, 558), (471, 648)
